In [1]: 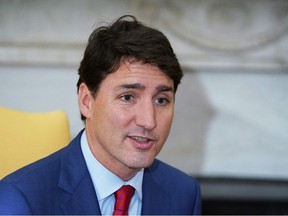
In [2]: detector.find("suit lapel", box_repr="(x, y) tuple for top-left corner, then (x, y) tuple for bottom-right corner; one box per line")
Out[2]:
(60, 172), (101, 214)
(57, 131), (101, 215)
(141, 161), (172, 215)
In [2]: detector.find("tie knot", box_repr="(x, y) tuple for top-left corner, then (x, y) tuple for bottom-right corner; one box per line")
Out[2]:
(113, 185), (135, 215)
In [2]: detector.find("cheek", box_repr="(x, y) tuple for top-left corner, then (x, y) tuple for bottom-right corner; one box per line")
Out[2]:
(158, 109), (174, 131)
(107, 107), (133, 129)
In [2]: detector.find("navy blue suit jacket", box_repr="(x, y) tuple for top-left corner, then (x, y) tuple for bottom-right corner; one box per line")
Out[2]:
(0, 130), (201, 215)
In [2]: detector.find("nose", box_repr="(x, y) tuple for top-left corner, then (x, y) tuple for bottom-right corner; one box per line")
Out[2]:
(134, 101), (157, 131)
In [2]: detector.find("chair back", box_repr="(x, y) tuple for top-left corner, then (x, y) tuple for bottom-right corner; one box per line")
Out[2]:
(0, 106), (70, 179)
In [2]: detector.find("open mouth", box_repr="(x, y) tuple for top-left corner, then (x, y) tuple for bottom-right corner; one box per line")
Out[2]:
(128, 136), (155, 150)
(130, 136), (151, 143)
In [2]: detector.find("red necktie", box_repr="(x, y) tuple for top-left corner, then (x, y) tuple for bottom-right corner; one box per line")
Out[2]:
(113, 185), (135, 215)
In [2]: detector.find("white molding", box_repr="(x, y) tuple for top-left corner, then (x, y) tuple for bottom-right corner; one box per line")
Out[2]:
(1, 0), (288, 69)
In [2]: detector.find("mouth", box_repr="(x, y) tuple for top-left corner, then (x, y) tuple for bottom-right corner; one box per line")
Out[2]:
(128, 135), (155, 150)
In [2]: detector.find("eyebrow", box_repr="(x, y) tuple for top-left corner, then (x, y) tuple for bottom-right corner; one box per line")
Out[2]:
(115, 83), (145, 90)
(114, 83), (174, 93)
(156, 85), (174, 93)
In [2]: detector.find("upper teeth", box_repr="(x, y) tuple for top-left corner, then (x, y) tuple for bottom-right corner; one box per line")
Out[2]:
(133, 137), (148, 142)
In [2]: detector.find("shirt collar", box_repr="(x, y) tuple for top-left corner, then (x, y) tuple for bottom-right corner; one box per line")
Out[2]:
(80, 129), (144, 201)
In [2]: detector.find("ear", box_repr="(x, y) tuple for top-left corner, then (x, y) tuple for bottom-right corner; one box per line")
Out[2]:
(78, 83), (93, 119)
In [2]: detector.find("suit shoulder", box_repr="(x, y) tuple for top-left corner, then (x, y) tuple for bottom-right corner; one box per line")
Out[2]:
(148, 159), (199, 188)
(145, 159), (202, 214)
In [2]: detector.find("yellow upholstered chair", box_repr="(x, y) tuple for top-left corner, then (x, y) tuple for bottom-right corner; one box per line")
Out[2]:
(0, 106), (71, 179)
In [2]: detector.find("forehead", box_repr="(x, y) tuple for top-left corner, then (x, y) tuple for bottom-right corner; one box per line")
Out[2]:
(107, 60), (174, 86)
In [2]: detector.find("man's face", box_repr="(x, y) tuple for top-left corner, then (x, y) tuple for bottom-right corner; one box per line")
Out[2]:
(79, 60), (175, 179)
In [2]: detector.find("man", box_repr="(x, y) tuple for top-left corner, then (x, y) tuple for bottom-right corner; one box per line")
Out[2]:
(0, 15), (201, 215)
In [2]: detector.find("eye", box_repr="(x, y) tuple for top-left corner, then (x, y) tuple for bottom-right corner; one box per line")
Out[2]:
(155, 97), (169, 105)
(120, 94), (134, 102)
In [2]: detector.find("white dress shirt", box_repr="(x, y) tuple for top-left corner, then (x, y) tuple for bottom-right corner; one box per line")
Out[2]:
(80, 130), (143, 215)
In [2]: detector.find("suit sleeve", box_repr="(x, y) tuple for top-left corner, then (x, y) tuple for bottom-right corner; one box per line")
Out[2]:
(0, 181), (32, 214)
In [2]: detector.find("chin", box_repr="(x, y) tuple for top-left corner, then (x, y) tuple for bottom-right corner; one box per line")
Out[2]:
(127, 155), (155, 169)
(123, 148), (159, 168)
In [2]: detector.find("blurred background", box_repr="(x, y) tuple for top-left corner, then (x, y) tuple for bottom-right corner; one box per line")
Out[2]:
(0, 0), (288, 214)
